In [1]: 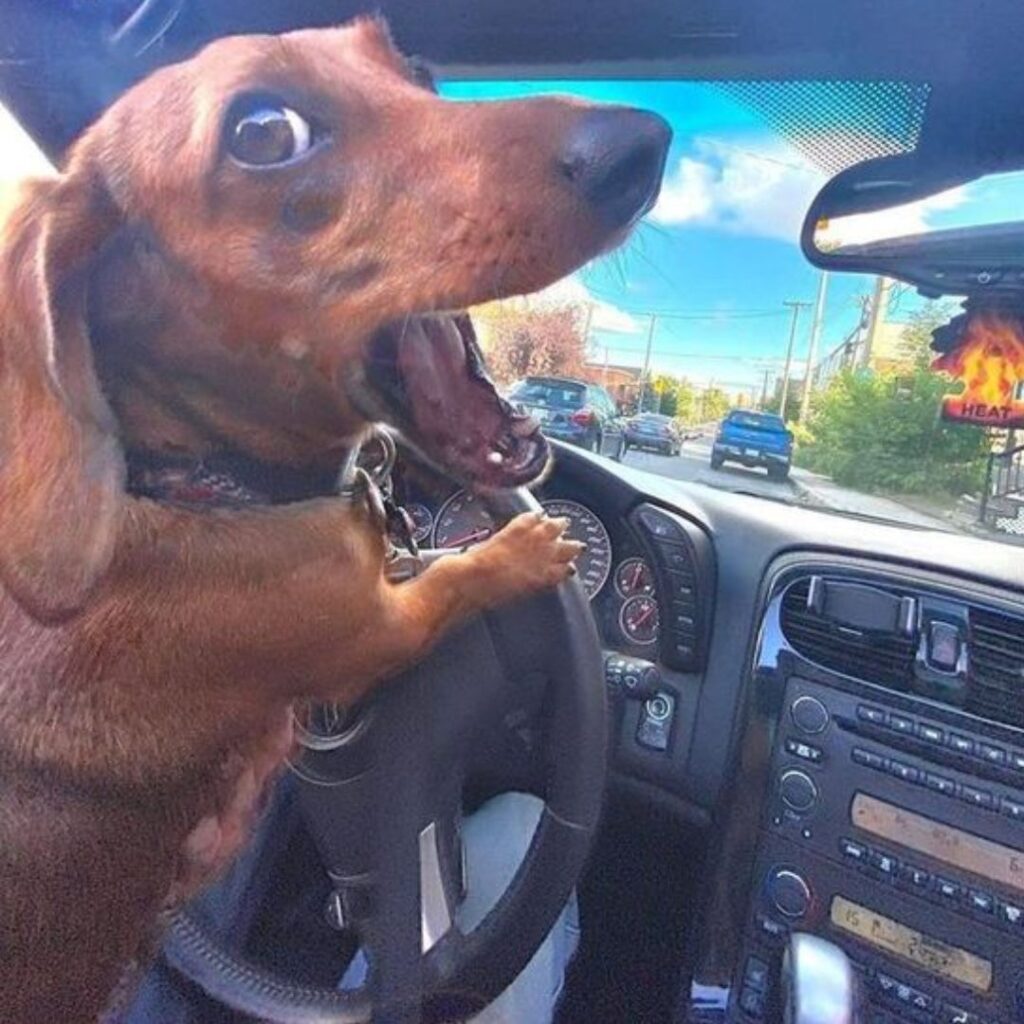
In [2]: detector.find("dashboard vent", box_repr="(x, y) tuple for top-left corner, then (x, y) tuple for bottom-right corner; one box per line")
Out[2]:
(967, 607), (1024, 730)
(780, 578), (916, 689)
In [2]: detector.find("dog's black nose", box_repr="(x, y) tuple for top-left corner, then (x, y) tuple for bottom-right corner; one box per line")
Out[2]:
(559, 108), (672, 229)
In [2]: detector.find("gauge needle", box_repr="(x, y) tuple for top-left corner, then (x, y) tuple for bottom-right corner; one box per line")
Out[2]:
(447, 528), (492, 547)
(632, 604), (656, 627)
(631, 563), (643, 590)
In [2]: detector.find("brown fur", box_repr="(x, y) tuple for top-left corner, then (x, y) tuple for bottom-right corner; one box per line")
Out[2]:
(0, 17), (627, 1023)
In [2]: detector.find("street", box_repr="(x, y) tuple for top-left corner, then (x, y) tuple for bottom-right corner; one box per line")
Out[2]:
(621, 435), (953, 530)
(622, 435), (799, 501)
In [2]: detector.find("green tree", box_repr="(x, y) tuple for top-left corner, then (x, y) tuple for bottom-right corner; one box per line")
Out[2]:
(674, 379), (698, 424)
(651, 374), (679, 417)
(897, 300), (958, 370)
(795, 365), (989, 495)
(701, 386), (730, 423)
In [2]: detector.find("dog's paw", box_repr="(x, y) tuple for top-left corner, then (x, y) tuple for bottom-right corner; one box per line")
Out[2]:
(468, 510), (585, 605)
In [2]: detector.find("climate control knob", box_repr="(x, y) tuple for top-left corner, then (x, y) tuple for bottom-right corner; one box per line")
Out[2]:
(767, 867), (812, 918)
(779, 769), (818, 813)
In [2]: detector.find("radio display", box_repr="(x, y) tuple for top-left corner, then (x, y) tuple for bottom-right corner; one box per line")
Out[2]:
(852, 793), (1024, 893)
(831, 896), (993, 992)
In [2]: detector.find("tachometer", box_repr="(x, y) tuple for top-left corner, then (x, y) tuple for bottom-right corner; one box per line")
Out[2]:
(541, 499), (612, 600)
(615, 557), (656, 598)
(433, 490), (496, 549)
(405, 502), (434, 544)
(619, 595), (660, 645)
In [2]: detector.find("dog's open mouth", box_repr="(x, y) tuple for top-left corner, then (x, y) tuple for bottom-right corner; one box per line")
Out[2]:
(352, 315), (550, 490)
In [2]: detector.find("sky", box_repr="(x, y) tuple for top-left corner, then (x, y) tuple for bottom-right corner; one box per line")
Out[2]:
(2, 82), (1021, 399)
(443, 79), (1024, 396)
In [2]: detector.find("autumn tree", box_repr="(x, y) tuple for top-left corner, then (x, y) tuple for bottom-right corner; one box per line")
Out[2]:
(483, 303), (588, 386)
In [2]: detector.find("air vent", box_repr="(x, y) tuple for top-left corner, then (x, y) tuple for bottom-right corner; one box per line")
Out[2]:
(967, 607), (1024, 730)
(780, 578), (916, 689)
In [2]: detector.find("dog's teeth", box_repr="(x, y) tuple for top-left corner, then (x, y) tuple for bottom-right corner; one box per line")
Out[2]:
(487, 450), (504, 465)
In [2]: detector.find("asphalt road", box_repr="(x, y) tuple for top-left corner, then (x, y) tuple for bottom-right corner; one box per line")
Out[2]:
(621, 435), (800, 501)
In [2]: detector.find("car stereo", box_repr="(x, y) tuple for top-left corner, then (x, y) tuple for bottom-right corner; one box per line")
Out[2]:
(734, 674), (1024, 1024)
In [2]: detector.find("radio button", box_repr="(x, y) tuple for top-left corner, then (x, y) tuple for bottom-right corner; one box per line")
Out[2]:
(852, 747), (885, 770)
(755, 913), (789, 942)
(766, 868), (812, 918)
(887, 759), (920, 784)
(936, 877), (963, 902)
(898, 863), (931, 890)
(998, 900), (1024, 927)
(889, 713), (915, 735)
(917, 722), (944, 744)
(967, 889), (994, 915)
(839, 837), (868, 864)
(785, 738), (823, 763)
(978, 742), (1006, 766)
(869, 850), (899, 878)
(940, 1006), (982, 1024)
(857, 705), (887, 726)
(948, 733), (975, 755)
(959, 785), (994, 810)
(1001, 796), (1024, 821)
(925, 772), (956, 796)
(1010, 750), (1024, 772)
(791, 695), (829, 734)
(779, 770), (818, 813)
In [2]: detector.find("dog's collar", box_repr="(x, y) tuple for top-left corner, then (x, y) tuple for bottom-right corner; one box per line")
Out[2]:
(125, 450), (341, 507)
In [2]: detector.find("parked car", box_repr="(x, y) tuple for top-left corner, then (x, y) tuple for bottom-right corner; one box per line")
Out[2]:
(623, 412), (682, 455)
(710, 409), (793, 480)
(508, 376), (625, 459)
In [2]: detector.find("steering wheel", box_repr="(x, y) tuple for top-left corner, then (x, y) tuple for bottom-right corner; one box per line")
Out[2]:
(160, 487), (608, 1024)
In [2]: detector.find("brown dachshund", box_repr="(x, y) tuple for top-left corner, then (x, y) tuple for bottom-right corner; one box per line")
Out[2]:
(0, 17), (669, 1024)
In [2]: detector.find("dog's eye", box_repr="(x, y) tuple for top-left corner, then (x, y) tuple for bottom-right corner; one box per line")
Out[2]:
(227, 104), (313, 168)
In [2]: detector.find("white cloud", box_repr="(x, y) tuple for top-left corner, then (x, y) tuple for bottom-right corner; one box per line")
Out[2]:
(530, 274), (638, 334)
(651, 135), (968, 247)
(651, 137), (823, 242)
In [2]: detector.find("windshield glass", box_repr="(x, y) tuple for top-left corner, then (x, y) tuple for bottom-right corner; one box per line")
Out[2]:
(445, 79), (1022, 545)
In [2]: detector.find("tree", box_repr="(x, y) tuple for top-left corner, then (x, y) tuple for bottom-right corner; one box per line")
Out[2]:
(701, 386), (730, 423)
(795, 366), (989, 495)
(898, 300), (958, 370)
(651, 374), (679, 417)
(674, 379), (698, 424)
(483, 303), (588, 386)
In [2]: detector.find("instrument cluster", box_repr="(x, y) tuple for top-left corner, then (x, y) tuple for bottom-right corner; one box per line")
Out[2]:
(399, 479), (662, 652)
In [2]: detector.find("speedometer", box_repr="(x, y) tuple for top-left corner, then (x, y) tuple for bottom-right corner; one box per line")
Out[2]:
(433, 492), (612, 601)
(541, 499), (612, 600)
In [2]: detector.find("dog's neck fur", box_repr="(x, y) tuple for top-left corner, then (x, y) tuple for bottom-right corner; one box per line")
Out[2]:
(87, 227), (371, 472)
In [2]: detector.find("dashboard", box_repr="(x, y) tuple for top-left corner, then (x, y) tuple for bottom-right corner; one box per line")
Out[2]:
(382, 441), (1024, 1024)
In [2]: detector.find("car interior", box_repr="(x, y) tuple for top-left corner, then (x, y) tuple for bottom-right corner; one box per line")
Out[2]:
(3, 2), (1024, 1024)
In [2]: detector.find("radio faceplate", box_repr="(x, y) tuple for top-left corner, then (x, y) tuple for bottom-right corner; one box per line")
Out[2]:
(735, 674), (1024, 1024)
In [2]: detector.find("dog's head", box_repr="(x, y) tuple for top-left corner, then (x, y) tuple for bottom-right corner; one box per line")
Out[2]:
(0, 17), (669, 616)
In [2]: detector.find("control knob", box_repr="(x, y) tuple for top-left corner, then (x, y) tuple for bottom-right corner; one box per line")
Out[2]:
(778, 769), (818, 813)
(767, 867), (812, 919)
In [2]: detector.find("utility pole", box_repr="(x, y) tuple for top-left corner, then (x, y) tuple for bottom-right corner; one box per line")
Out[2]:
(581, 301), (595, 358)
(861, 276), (891, 369)
(602, 345), (610, 387)
(780, 300), (812, 421)
(760, 368), (772, 410)
(799, 271), (829, 422)
(637, 313), (658, 413)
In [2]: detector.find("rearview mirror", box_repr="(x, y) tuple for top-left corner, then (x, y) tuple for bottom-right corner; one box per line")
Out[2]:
(801, 153), (1024, 298)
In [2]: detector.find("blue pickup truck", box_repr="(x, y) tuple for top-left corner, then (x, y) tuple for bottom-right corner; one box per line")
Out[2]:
(710, 409), (793, 480)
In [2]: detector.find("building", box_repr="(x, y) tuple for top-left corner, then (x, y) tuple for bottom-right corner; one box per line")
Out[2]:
(579, 362), (643, 406)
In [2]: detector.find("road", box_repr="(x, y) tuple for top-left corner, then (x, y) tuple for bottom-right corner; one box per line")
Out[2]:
(621, 434), (952, 530)
(622, 435), (800, 501)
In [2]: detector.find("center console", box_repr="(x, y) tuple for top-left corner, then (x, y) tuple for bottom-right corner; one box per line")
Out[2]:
(682, 559), (1024, 1024)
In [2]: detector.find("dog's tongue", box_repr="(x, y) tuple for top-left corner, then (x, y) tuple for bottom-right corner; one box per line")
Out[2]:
(394, 316), (543, 481)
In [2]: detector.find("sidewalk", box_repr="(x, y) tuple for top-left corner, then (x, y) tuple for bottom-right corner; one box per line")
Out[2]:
(789, 467), (954, 530)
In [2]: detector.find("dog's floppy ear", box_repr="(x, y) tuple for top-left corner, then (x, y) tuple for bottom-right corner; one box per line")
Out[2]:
(0, 175), (124, 621)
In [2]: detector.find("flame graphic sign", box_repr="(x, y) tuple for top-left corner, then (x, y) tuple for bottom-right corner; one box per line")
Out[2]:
(932, 311), (1024, 427)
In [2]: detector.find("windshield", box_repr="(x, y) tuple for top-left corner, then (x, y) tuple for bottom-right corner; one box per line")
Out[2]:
(446, 79), (1022, 545)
